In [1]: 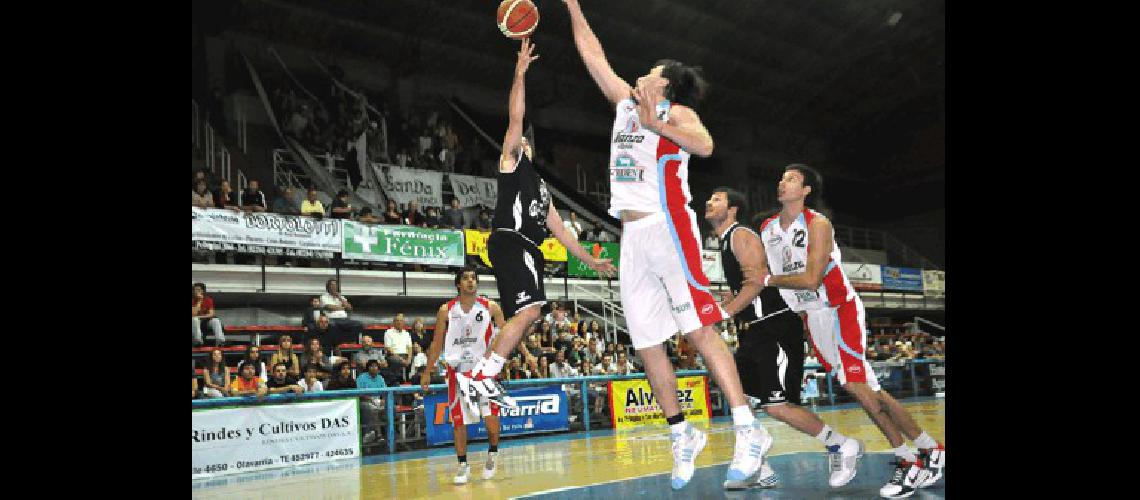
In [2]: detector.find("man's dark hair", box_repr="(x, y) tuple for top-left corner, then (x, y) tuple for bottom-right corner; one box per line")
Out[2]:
(193, 282), (207, 293)
(273, 362), (288, 372)
(713, 186), (749, 222)
(304, 363), (321, 374)
(784, 163), (823, 203)
(454, 266), (478, 288)
(326, 279), (337, 293)
(360, 206), (373, 216)
(337, 189), (349, 198)
(310, 295), (321, 303)
(653, 59), (709, 109)
(365, 359), (381, 370)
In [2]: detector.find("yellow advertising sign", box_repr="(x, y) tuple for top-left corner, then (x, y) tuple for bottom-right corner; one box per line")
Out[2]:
(608, 376), (711, 430)
(464, 230), (567, 266)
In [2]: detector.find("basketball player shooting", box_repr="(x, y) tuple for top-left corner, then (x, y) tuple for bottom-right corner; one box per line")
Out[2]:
(422, 267), (507, 485)
(752, 165), (945, 498)
(459, 37), (616, 407)
(562, 0), (772, 490)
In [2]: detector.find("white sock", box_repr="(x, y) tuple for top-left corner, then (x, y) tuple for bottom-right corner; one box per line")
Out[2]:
(913, 431), (938, 449)
(815, 425), (848, 448)
(893, 444), (917, 463)
(479, 353), (506, 378)
(669, 421), (690, 436)
(731, 405), (755, 427)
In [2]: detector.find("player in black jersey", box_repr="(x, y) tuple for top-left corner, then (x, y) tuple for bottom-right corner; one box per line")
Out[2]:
(706, 188), (863, 490)
(460, 38), (616, 407)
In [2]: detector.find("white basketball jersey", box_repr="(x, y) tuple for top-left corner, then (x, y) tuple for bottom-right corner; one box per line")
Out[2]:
(441, 296), (496, 373)
(759, 208), (857, 312)
(607, 98), (693, 218)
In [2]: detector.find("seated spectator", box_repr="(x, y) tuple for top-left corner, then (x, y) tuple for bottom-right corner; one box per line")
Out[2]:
(536, 356), (550, 378)
(239, 179), (268, 213)
(595, 355), (617, 375)
(214, 180), (239, 211)
(424, 206), (441, 229)
(191, 282), (225, 347)
(357, 206), (382, 224)
(353, 335), (387, 370)
(300, 187), (325, 218)
(384, 313), (414, 370)
(268, 335), (301, 378)
(476, 206), (492, 230)
(383, 199), (402, 224)
(200, 348), (231, 398)
(550, 350), (577, 378)
(321, 279), (365, 343)
(301, 295), (324, 340)
(584, 320), (603, 344)
(300, 338), (333, 379)
(615, 352), (637, 374)
(409, 343), (428, 380)
(272, 186), (299, 215)
(266, 362), (304, 395)
(192, 180), (215, 208)
(298, 364), (324, 393)
(568, 338), (588, 366)
(356, 359), (388, 443)
(403, 201), (425, 227)
(564, 212), (583, 241)
(443, 197), (465, 229)
(229, 362), (268, 398)
(410, 318), (432, 353)
(326, 361), (357, 390)
(357, 359), (389, 389)
(236, 345), (268, 382)
(580, 360), (594, 379)
(330, 189), (354, 220)
(553, 327), (574, 353)
(193, 169), (210, 190)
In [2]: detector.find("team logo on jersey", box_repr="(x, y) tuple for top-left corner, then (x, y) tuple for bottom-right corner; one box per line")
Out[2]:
(782, 247), (805, 273)
(846, 364), (862, 374)
(528, 181), (551, 222)
(671, 302), (692, 314)
(623, 116), (640, 134)
(612, 115), (645, 147)
(700, 304), (715, 315)
(611, 154), (645, 182)
(770, 390), (784, 402)
(516, 291), (531, 304)
(768, 234), (782, 245)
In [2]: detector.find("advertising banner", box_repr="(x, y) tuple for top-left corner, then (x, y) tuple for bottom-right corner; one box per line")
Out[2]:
(192, 207), (341, 253)
(841, 262), (883, 291)
(608, 376), (711, 430)
(191, 399), (359, 479)
(923, 270), (945, 298)
(464, 230), (567, 266)
(342, 221), (464, 266)
(449, 174), (498, 208)
(701, 250), (724, 283)
(374, 164), (444, 208)
(881, 266), (924, 292)
(568, 242), (620, 278)
(424, 385), (569, 446)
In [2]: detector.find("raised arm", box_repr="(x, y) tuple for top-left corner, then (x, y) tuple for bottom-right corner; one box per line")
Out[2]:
(563, 0), (632, 105)
(765, 216), (834, 290)
(546, 204), (616, 277)
(501, 38), (540, 173)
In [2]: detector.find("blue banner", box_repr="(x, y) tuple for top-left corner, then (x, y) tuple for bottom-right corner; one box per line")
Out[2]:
(881, 266), (924, 291)
(424, 384), (570, 446)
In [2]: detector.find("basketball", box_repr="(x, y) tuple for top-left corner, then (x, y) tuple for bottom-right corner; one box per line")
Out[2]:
(497, 0), (539, 39)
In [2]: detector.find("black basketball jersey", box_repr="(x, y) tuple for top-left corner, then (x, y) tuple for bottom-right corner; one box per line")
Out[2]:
(720, 222), (792, 325)
(492, 150), (551, 246)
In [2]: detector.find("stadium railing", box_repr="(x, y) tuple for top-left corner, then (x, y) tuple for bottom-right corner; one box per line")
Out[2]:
(192, 359), (944, 454)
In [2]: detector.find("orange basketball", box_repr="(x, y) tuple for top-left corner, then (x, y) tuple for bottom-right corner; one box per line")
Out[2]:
(496, 0), (539, 39)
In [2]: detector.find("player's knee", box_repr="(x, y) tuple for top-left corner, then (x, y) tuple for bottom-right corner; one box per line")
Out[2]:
(518, 305), (541, 323)
(762, 403), (788, 419)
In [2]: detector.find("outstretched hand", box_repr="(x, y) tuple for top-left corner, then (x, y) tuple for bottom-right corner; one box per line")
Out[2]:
(589, 257), (617, 278)
(515, 37), (540, 75)
(633, 79), (668, 133)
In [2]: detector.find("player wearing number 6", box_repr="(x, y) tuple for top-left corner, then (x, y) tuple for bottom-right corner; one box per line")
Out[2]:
(422, 267), (508, 485)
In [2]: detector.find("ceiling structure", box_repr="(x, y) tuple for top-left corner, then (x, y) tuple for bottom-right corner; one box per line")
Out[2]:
(203, 0), (945, 224)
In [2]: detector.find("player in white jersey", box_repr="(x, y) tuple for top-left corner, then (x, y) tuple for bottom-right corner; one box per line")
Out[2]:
(422, 267), (508, 485)
(563, 0), (772, 490)
(755, 164), (944, 498)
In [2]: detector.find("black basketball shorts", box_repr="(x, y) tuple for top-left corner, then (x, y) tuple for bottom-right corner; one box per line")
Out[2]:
(487, 230), (547, 317)
(735, 310), (805, 406)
